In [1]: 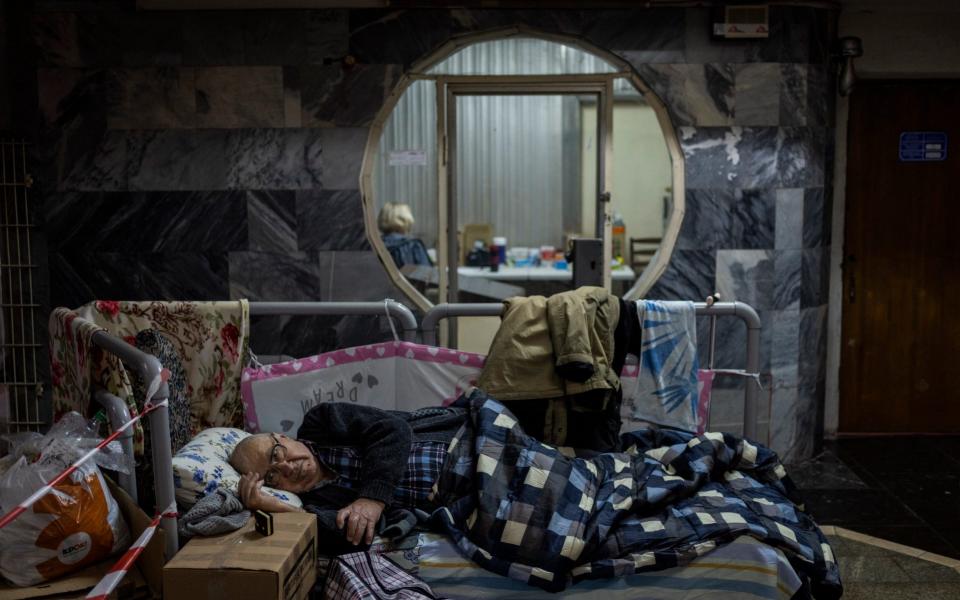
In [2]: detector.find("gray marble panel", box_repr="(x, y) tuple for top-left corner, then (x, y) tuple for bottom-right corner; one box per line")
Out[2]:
(225, 128), (322, 190)
(318, 128), (368, 190)
(243, 10), (306, 65)
(247, 191), (298, 254)
(799, 305), (827, 389)
(677, 189), (774, 251)
(195, 66), (284, 128)
(775, 188), (804, 250)
(645, 249), (716, 301)
(128, 130), (228, 191)
(773, 250), (801, 310)
(633, 64), (734, 127)
(300, 64), (403, 128)
(228, 250), (321, 301)
(679, 126), (781, 190)
(806, 65), (829, 129)
(779, 127), (826, 188)
(37, 68), (112, 129)
(317, 250), (399, 302)
(716, 249), (774, 311)
(108, 67), (197, 129)
(801, 247), (830, 309)
(803, 188), (828, 248)
(59, 130), (129, 192)
(297, 189), (368, 252)
(114, 11), (183, 67)
(283, 66), (302, 128)
(50, 251), (229, 309)
(47, 191), (248, 253)
(305, 10), (349, 64)
(347, 9), (455, 68)
(771, 308), (801, 388)
(182, 12), (245, 66)
(780, 64), (807, 127)
(769, 383), (820, 462)
(710, 308), (773, 382)
(582, 9), (685, 55)
(734, 63), (780, 126)
(247, 313), (341, 358)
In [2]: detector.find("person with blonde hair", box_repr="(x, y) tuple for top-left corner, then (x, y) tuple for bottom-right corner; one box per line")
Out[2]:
(377, 202), (432, 268)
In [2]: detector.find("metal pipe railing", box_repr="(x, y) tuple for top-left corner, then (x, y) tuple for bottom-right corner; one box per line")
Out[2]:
(94, 390), (138, 505)
(420, 300), (762, 439)
(90, 328), (177, 560)
(249, 301), (418, 342)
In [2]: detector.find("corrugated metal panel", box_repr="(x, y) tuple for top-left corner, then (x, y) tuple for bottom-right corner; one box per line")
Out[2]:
(373, 37), (623, 251)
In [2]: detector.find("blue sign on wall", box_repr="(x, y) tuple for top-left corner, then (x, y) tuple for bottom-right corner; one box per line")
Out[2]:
(899, 131), (948, 162)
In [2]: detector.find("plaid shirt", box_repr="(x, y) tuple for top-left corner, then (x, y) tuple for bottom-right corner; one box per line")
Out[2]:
(304, 440), (447, 509)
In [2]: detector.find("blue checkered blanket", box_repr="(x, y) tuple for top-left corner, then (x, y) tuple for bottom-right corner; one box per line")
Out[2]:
(432, 389), (842, 599)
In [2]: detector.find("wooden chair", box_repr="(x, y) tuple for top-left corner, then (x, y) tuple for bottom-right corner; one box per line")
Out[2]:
(629, 237), (661, 271)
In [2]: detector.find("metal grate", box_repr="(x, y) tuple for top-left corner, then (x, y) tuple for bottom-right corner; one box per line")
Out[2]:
(0, 140), (43, 435)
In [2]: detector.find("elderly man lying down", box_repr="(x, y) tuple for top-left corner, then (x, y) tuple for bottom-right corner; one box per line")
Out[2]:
(229, 390), (842, 598)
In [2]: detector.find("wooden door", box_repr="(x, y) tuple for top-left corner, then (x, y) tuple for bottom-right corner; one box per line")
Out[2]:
(840, 81), (960, 433)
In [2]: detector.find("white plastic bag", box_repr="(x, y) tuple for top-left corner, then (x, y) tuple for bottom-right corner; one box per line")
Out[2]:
(0, 412), (131, 586)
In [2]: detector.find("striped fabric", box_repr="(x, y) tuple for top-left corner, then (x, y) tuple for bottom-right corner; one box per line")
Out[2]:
(323, 551), (445, 600)
(310, 441), (447, 508)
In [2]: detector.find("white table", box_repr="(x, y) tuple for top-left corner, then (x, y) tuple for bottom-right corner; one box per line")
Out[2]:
(458, 265), (636, 282)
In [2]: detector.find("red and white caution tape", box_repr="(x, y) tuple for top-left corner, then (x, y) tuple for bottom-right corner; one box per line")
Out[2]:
(84, 503), (177, 600)
(0, 399), (169, 530)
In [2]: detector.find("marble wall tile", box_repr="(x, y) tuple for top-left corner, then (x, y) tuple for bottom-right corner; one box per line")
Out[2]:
(645, 249), (716, 301)
(801, 247), (830, 309)
(128, 130), (228, 190)
(634, 64), (734, 127)
(679, 126), (784, 190)
(247, 190), (298, 254)
(347, 9), (455, 68)
(734, 63), (780, 126)
(108, 67), (196, 129)
(707, 387), (772, 440)
(47, 191), (248, 252)
(296, 189), (368, 252)
(806, 65), (830, 129)
(683, 8), (782, 65)
(114, 12), (183, 67)
(317, 127), (368, 190)
(771, 308), (801, 388)
(225, 128), (322, 190)
(300, 63), (403, 128)
(716, 249), (774, 310)
(182, 12), (245, 66)
(710, 308), (773, 377)
(246, 313), (342, 358)
(228, 250), (321, 301)
(799, 305), (828, 389)
(50, 251), (229, 308)
(769, 383), (821, 462)
(803, 187), (829, 248)
(775, 188), (804, 249)
(773, 250), (801, 310)
(305, 10), (349, 64)
(196, 67), (284, 128)
(583, 8), (685, 56)
(317, 250), (400, 302)
(779, 127), (826, 188)
(59, 130), (128, 192)
(779, 64), (807, 127)
(283, 66), (302, 128)
(677, 189), (774, 251)
(243, 10), (306, 65)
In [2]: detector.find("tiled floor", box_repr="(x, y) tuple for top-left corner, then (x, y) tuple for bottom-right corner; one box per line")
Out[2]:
(789, 437), (960, 560)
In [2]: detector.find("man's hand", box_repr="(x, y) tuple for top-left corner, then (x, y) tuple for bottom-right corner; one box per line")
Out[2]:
(336, 498), (385, 545)
(238, 473), (300, 513)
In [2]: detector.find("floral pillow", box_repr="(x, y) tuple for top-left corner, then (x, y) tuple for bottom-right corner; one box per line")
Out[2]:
(171, 428), (302, 509)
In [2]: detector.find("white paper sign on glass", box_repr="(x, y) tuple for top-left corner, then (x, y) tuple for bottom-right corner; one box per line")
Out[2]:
(388, 149), (428, 167)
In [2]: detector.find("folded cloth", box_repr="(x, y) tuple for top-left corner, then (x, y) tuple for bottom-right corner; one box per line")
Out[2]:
(178, 489), (250, 538)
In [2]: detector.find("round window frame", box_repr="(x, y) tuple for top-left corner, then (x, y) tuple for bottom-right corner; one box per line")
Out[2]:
(359, 26), (685, 311)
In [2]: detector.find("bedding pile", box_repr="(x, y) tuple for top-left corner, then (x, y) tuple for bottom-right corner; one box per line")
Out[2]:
(432, 389), (842, 599)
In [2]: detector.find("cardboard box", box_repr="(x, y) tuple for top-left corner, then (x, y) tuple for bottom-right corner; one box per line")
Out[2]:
(163, 513), (317, 600)
(0, 477), (163, 600)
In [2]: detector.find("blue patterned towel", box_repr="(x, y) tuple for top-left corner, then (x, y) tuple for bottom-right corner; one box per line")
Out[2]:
(622, 300), (701, 433)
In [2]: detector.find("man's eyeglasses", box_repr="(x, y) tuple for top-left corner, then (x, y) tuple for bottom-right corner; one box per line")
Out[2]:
(263, 434), (288, 487)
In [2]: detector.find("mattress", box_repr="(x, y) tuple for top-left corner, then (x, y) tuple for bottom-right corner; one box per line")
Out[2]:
(406, 533), (803, 600)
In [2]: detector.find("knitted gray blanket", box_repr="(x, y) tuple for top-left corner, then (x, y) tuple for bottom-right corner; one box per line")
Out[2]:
(178, 490), (250, 538)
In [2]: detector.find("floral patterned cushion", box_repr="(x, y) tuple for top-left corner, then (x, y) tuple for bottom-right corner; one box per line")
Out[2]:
(172, 428), (302, 509)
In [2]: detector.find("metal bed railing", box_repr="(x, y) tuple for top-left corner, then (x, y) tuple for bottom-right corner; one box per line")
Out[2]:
(420, 300), (762, 440)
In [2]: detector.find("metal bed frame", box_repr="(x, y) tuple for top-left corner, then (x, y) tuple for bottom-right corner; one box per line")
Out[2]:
(78, 298), (758, 564)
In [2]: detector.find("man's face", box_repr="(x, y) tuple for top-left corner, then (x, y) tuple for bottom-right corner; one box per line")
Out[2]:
(242, 434), (321, 493)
